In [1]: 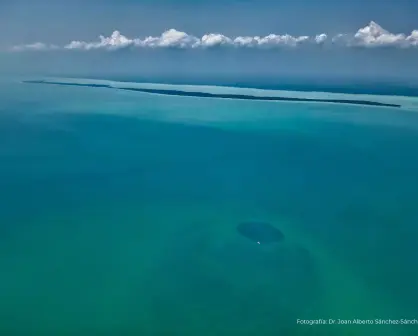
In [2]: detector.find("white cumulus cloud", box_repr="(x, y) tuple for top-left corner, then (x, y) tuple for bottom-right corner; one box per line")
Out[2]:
(351, 21), (407, 47)
(233, 36), (261, 48)
(315, 34), (328, 44)
(334, 21), (418, 48)
(406, 30), (418, 46)
(140, 29), (200, 48)
(201, 33), (232, 47)
(65, 31), (139, 50)
(9, 21), (418, 52)
(232, 34), (310, 48)
(255, 34), (310, 47)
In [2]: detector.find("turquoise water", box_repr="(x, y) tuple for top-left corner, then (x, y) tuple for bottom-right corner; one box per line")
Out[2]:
(1, 80), (418, 335)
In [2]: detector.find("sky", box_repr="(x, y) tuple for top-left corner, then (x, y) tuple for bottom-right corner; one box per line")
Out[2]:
(0, 0), (417, 83)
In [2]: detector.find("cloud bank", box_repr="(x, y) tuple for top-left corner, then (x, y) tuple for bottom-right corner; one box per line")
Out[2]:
(11, 21), (418, 52)
(11, 42), (59, 52)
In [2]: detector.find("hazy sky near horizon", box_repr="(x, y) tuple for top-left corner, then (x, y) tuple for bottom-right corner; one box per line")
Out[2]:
(0, 0), (417, 81)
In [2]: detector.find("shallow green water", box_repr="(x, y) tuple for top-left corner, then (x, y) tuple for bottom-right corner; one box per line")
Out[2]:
(1, 81), (418, 335)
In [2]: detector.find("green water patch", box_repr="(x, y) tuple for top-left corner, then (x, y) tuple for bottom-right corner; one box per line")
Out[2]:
(0, 201), (310, 335)
(1, 200), (412, 335)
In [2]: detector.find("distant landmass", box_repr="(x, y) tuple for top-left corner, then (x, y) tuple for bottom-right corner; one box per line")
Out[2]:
(23, 80), (401, 108)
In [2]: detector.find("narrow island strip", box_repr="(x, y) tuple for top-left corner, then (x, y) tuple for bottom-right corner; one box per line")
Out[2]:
(23, 80), (401, 108)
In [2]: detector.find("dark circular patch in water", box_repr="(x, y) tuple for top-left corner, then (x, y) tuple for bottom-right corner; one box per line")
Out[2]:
(237, 221), (285, 244)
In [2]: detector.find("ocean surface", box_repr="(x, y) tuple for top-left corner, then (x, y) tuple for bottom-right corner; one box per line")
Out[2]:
(1, 77), (418, 336)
